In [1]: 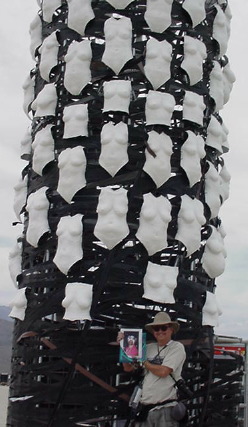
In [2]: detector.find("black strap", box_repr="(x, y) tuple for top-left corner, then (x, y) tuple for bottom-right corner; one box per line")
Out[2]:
(170, 373), (177, 383)
(156, 344), (167, 357)
(149, 344), (167, 364)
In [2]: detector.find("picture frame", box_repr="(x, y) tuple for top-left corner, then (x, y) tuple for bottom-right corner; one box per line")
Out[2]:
(119, 328), (146, 362)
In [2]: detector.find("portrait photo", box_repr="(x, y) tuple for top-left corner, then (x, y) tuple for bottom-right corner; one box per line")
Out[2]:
(119, 328), (145, 362)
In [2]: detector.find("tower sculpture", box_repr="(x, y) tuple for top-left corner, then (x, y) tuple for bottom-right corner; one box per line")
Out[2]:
(8, 1), (243, 426)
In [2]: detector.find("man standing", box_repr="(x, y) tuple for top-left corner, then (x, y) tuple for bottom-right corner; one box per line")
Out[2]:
(121, 312), (186, 427)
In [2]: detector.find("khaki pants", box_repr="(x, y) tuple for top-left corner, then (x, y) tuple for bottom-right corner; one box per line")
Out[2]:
(136, 405), (179, 427)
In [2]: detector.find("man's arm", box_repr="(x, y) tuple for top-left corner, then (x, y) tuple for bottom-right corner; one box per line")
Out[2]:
(143, 342), (185, 378)
(143, 360), (172, 378)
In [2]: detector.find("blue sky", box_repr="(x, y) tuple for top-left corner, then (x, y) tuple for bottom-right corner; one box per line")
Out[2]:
(0, 0), (247, 339)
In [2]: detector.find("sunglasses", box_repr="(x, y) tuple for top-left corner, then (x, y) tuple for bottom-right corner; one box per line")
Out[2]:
(152, 325), (171, 332)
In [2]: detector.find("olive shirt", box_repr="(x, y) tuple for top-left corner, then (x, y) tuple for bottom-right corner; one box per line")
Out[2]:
(140, 340), (186, 405)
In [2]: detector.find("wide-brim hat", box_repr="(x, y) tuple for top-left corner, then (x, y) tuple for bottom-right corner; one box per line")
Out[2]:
(145, 312), (180, 334)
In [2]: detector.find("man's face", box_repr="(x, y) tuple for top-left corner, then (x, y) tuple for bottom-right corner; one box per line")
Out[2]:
(152, 324), (173, 345)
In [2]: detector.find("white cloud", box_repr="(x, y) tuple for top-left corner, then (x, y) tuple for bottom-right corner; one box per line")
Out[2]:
(214, 0), (248, 339)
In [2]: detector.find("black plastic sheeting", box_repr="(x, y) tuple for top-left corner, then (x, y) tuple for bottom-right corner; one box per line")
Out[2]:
(8, 1), (244, 426)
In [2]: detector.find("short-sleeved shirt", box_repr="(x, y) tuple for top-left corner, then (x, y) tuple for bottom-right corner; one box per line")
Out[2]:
(141, 340), (186, 405)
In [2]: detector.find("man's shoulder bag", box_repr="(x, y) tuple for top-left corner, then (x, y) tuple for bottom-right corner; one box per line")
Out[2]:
(170, 374), (193, 423)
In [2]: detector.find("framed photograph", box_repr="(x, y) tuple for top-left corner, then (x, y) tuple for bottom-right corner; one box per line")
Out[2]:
(119, 328), (146, 362)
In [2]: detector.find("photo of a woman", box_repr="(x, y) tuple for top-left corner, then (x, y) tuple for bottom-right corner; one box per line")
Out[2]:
(119, 328), (144, 362)
(124, 335), (139, 357)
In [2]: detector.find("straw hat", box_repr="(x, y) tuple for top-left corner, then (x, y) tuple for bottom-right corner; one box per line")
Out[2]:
(145, 312), (180, 334)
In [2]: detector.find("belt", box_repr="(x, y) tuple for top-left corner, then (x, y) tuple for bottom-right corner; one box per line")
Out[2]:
(143, 398), (177, 412)
(136, 399), (178, 422)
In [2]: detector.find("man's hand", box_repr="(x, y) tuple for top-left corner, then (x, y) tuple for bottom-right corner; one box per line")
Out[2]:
(117, 331), (124, 344)
(123, 360), (143, 373)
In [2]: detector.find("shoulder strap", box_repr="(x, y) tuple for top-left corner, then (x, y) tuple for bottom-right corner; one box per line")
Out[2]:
(155, 344), (167, 358)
